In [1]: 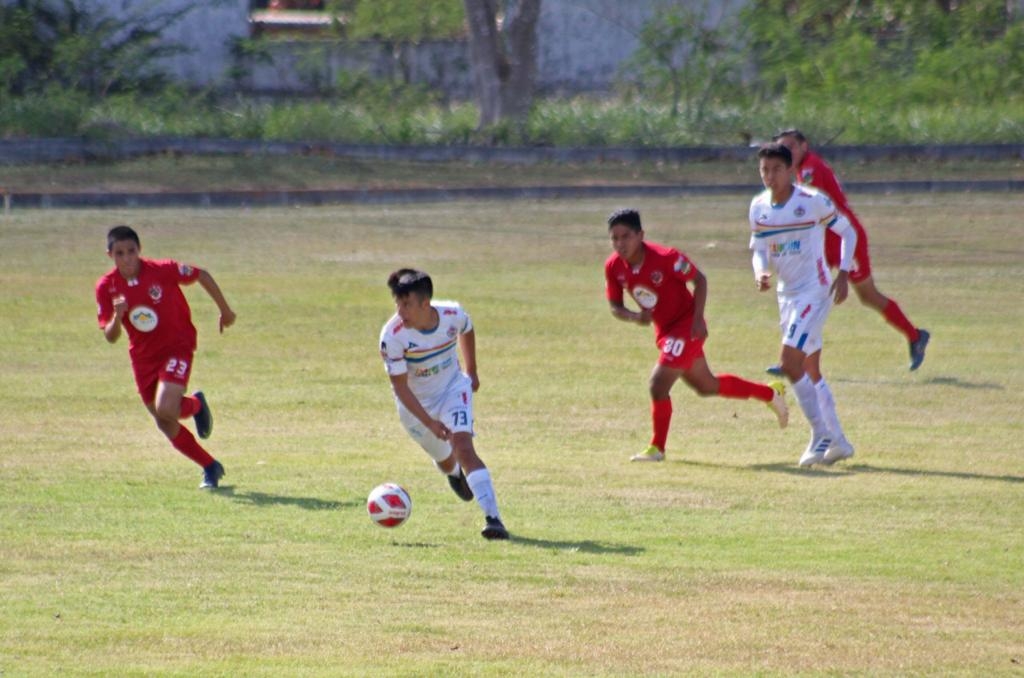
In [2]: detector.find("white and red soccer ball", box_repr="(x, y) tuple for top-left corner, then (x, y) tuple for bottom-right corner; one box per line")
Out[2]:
(366, 483), (412, 528)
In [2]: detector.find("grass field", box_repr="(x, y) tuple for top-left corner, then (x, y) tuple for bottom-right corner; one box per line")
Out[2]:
(2, 194), (1022, 676)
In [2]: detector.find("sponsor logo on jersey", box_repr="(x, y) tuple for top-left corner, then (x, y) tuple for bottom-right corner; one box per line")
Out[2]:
(631, 285), (658, 309)
(129, 305), (159, 332)
(148, 285), (163, 303)
(443, 309), (457, 316)
(770, 241), (801, 257)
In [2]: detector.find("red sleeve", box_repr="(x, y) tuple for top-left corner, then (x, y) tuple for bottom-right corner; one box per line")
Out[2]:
(604, 256), (624, 304)
(669, 250), (699, 284)
(95, 276), (113, 328)
(804, 154), (853, 216)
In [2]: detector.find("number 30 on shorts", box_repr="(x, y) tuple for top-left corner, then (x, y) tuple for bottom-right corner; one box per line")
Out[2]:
(163, 357), (189, 379)
(661, 337), (686, 357)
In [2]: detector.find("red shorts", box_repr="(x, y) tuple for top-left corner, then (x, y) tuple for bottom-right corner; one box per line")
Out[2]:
(655, 322), (706, 371)
(825, 221), (872, 284)
(131, 349), (195, 404)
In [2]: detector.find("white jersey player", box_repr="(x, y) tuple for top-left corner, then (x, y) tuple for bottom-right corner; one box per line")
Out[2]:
(378, 268), (508, 540)
(750, 143), (858, 468)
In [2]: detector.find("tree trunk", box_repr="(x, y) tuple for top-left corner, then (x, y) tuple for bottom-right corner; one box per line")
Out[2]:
(463, 0), (541, 130)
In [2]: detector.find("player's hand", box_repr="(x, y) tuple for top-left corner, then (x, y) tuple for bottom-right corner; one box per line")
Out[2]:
(831, 271), (850, 305)
(635, 309), (653, 326)
(112, 294), (127, 318)
(690, 316), (708, 341)
(427, 419), (451, 441)
(467, 370), (480, 393)
(219, 308), (237, 333)
(756, 273), (772, 292)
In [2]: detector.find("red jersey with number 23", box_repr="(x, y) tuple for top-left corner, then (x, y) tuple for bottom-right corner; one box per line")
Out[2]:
(605, 241), (699, 339)
(95, 257), (202, 364)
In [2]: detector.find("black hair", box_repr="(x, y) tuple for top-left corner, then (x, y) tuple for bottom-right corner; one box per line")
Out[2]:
(607, 207), (642, 232)
(757, 142), (793, 167)
(387, 268), (433, 299)
(107, 225), (140, 252)
(772, 128), (807, 143)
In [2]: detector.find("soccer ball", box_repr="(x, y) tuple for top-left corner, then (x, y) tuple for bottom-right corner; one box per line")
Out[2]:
(366, 483), (412, 528)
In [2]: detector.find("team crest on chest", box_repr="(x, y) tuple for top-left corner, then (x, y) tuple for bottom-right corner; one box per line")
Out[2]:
(447, 326), (458, 339)
(148, 284), (163, 303)
(650, 271), (663, 285)
(794, 206), (806, 218)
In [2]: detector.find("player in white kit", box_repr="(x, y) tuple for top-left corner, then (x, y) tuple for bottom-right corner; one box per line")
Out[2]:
(749, 143), (858, 467)
(379, 268), (508, 539)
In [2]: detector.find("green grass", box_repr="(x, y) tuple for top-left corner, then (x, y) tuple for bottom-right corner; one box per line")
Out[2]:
(3, 155), (1023, 194)
(1, 195), (1022, 676)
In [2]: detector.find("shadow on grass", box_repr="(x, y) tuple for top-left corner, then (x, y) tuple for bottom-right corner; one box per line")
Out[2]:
(743, 461), (1023, 483)
(834, 375), (1004, 391)
(214, 487), (357, 510)
(509, 535), (645, 556)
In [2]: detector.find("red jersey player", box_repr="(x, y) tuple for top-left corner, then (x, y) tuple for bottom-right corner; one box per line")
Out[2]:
(96, 225), (236, 489)
(604, 208), (788, 462)
(770, 129), (930, 371)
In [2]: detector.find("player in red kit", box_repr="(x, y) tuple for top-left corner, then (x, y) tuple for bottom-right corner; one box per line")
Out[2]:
(768, 129), (930, 372)
(95, 225), (236, 489)
(604, 208), (788, 462)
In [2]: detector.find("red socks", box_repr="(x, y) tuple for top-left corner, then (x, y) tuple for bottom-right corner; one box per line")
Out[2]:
(718, 374), (773, 402)
(179, 395), (201, 419)
(170, 426), (214, 468)
(882, 300), (919, 343)
(651, 398), (672, 451)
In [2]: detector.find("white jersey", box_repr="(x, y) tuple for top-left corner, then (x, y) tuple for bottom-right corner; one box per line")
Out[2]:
(379, 300), (473, 403)
(749, 184), (850, 297)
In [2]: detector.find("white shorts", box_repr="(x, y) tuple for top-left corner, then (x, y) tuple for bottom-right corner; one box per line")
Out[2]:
(396, 372), (475, 463)
(777, 291), (832, 355)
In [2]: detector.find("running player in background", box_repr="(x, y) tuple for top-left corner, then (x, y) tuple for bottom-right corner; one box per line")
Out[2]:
(768, 129), (930, 372)
(604, 208), (789, 463)
(96, 225), (235, 489)
(750, 143), (856, 467)
(379, 268), (508, 540)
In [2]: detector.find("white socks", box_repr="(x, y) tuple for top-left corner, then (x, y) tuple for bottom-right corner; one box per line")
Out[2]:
(792, 374), (829, 438)
(466, 468), (500, 518)
(815, 378), (846, 443)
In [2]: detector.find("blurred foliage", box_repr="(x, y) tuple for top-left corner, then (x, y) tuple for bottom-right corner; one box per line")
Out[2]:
(342, 0), (464, 42)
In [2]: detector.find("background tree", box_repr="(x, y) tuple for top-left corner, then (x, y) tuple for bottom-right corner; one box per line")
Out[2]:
(462, 0), (542, 132)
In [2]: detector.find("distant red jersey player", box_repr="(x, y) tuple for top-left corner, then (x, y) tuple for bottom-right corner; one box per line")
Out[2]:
(604, 208), (788, 462)
(773, 129), (930, 371)
(95, 225), (236, 489)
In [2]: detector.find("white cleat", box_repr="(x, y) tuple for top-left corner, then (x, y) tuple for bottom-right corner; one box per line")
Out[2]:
(799, 435), (832, 468)
(767, 381), (788, 429)
(823, 438), (855, 465)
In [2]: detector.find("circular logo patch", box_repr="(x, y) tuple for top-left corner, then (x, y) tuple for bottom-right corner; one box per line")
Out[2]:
(129, 305), (159, 332)
(631, 285), (659, 310)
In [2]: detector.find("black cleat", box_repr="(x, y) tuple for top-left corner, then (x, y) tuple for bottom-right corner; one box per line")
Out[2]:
(447, 470), (474, 502)
(481, 516), (509, 540)
(200, 460), (225, 489)
(193, 391), (213, 440)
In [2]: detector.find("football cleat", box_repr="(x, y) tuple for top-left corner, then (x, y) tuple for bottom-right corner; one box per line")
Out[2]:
(823, 438), (855, 465)
(765, 364), (784, 377)
(193, 391), (213, 440)
(630, 445), (665, 462)
(798, 436), (832, 468)
(200, 460), (225, 489)
(767, 381), (789, 429)
(446, 470), (474, 502)
(481, 516), (509, 540)
(909, 328), (930, 371)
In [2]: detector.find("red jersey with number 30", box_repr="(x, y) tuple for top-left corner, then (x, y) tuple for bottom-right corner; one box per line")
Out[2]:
(95, 258), (202, 363)
(605, 241), (699, 338)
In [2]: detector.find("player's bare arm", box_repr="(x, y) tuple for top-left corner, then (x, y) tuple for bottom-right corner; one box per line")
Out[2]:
(689, 271), (709, 340)
(103, 295), (127, 343)
(752, 250), (772, 291)
(197, 269), (236, 333)
(388, 373), (451, 441)
(609, 300), (652, 325)
(458, 329), (480, 392)
(828, 216), (858, 305)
